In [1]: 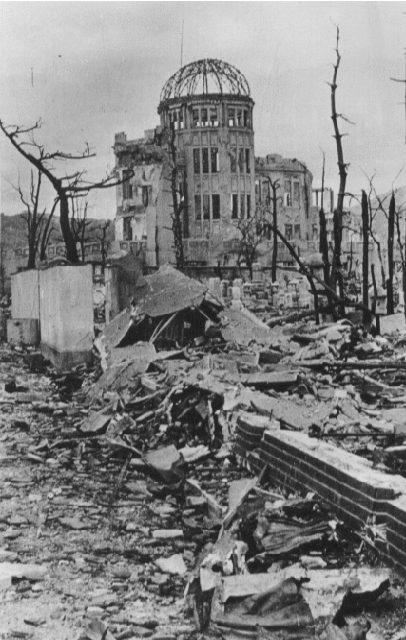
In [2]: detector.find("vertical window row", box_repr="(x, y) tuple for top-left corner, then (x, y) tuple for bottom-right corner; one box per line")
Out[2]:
(192, 106), (219, 128)
(230, 148), (251, 174)
(195, 194), (221, 221)
(231, 193), (252, 219)
(193, 147), (219, 174)
(227, 108), (251, 128)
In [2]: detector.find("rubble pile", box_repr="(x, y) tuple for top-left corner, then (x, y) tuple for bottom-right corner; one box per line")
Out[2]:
(3, 269), (406, 638)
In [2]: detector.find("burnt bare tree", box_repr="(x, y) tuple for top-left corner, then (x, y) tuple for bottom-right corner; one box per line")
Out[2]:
(11, 169), (57, 268)
(231, 211), (269, 280)
(387, 192), (396, 314)
(0, 119), (131, 264)
(167, 123), (186, 269)
(266, 176), (282, 282)
(70, 200), (94, 262)
(329, 27), (352, 315)
(318, 148), (331, 286)
(361, 190), (369, 325)
(95, 220), (111, 268)
(394, 200), (406, 317)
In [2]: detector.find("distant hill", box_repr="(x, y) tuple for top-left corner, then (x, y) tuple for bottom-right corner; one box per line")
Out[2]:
(1, 213), (115, 251)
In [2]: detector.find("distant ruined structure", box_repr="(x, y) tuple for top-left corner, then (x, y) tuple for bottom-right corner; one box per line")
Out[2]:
(114, 58), (320, 268)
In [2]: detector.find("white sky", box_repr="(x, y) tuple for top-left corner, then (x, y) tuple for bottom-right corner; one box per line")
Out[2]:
(1, 1), (406, 219)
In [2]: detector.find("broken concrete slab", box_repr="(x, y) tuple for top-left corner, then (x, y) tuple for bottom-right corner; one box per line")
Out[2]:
(155, 554), (187, 576)
(0, 562), (47, 591)
(80, 409), (111, 435)
(145, 445), (184, 484)
(221, 306), (273, 347)
(380, 313), (406, 336)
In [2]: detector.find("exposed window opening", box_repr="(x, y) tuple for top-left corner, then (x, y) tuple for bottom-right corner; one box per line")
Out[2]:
(285, 224), (292, 240)
(201, 108), (209, 127)
(247, 194), (251, 217)
(203, 194), (210, 220)
(244, 110), (251, 127)
(228, 108), (235, 127)
(212, 194), (220, 219)
(293, 181), (300, 204)
(294, 224), (301, 239)
(193, 148), (200, 174)
(232, 194), (238, 219)
(245, 149), (250, 174)
(238, 148), (244, 173)
(230, 147), (237, 173)
(210, 107), (219, 126)
(123, 217), (133, 241)
(179, 109), (184, 130)
(193, 108), (200, 127)
(195, 194), (202, 220)
(237, 109), (243, 126)
(122, 170), (133, 200)
(240, 193), (246, 218)
(211, 147), (219, 173)
(202, 148), (209, 174)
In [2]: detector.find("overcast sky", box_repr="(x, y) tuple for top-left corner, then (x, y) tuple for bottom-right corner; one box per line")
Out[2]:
(1, 1), (405, 219)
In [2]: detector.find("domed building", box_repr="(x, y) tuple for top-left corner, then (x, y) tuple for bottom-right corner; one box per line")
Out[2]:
(113, 58), (319, 268)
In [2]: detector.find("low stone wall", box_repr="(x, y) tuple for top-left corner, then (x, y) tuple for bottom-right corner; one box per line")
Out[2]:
(235, 422), (406, 578)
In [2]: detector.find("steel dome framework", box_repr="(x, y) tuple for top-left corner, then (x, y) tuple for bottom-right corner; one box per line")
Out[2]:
(160, 58), (251, 103)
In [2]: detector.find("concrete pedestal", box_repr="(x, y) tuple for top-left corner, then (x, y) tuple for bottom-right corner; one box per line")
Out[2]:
(39, 265), (94, 370)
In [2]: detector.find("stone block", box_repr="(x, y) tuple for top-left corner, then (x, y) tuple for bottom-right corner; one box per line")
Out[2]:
(11, 270), (40, 320)
(380, 313), (406, 336)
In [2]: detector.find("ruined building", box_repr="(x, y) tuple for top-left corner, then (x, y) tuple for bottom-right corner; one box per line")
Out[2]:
(114, 59), (319, 267)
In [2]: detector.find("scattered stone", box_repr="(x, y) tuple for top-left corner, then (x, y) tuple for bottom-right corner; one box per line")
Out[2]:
(152, 530), (184, 540)
(155, 555), (187, 576)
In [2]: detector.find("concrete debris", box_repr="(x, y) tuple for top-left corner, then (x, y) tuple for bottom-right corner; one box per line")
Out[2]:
(4, 269), (406, 639)
(0, 562), (47, 591)
(155, 554), (187, 576)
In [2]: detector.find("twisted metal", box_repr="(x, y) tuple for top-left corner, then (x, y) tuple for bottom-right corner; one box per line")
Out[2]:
(160, 59), (251, 102)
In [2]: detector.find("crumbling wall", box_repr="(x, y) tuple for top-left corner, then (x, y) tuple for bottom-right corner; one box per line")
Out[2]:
(235, 426), (406, 578)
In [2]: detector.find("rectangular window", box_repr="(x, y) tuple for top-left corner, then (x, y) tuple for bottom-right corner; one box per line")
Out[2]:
(247, 194), (251, 217)
(210, 107), (218, 126)
(293, 181), (300, 203)
(212, 194), (220, 219)
(179, 109), (184, 130)
(285, 224), (293, 240)
(122, 170), (133, 200)
(203, 194), (210, 220)
(228, 108), (235, 127)
(195, 194), (202, 220)
(202, 148), (209, 174)
(238, 148), (245, 173)
(294, 224), (301, 239)
(232, 194), (238, 219)
(193, 108), (200, 127)
(240, 194), (246, 218)
(172, 110), (178, 128)
(201, 108), (209, 127)
(237, 109), (243, 126)
(142, 185), (150, 206)
(211, 147), (219, 173)
(284, 180), (292, 206)
(193, 148), (200, 174)
(245, 149), (250, 174)
(244, 110), (250, 127)
(123, 218), (133, 241)
(230, 147), (237, 173)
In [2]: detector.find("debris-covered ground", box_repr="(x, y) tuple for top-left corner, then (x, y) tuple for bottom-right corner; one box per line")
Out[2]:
(3, 271), (406, 640)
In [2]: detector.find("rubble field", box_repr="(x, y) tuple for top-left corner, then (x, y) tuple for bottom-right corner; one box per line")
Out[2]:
(3, 270), (406, 640)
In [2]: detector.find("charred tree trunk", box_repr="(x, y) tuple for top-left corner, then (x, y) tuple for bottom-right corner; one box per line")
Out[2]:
(387, 192), (395, 314)
(59, 191), (79, 263)
(271, 184), (278, 282)
(330, 28), (348, 317)
(361, 190), (369, 326)
(168, 124), (185, 270)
